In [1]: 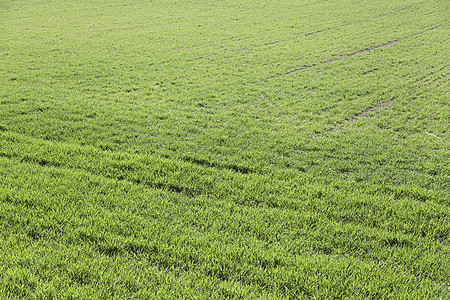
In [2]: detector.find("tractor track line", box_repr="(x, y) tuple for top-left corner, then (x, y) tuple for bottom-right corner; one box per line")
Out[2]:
(284, 41), (399, 75)
(185, 2), (426, 63)
(284, 25), (441, 76)
(345, 98), (395, 124)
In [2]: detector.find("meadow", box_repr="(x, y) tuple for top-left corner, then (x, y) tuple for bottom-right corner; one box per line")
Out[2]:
(0, 0), (449, 298)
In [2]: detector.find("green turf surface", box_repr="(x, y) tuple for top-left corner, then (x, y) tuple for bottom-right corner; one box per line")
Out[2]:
(1, 0), (449, 298)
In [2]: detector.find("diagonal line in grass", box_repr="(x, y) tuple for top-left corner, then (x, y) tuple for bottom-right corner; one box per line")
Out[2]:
(284, 25), (442, 75)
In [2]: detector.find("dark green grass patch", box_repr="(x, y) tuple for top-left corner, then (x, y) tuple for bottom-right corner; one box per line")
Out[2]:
(1, 157), (449, 298)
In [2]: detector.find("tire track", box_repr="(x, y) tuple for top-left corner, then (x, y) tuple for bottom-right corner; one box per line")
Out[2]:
(324, 23), (443, 132)
(185, 1), (427, 63)
(328, 98), (395, 132)
(301, 1), (426, 38)
(411, 65), (449, 86)
(284, 25), (441, 76)
(345, 98), (395, 124)
(284, 41), (399, 75)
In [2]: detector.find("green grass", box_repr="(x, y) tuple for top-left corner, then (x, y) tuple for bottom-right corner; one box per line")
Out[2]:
(1, 0), (449, 298)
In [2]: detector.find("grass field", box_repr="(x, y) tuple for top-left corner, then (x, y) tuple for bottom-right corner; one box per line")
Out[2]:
(1, 0), (449, 298)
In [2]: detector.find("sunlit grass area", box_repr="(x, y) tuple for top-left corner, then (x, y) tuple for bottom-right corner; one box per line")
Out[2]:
(0, 0), (449, 298)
